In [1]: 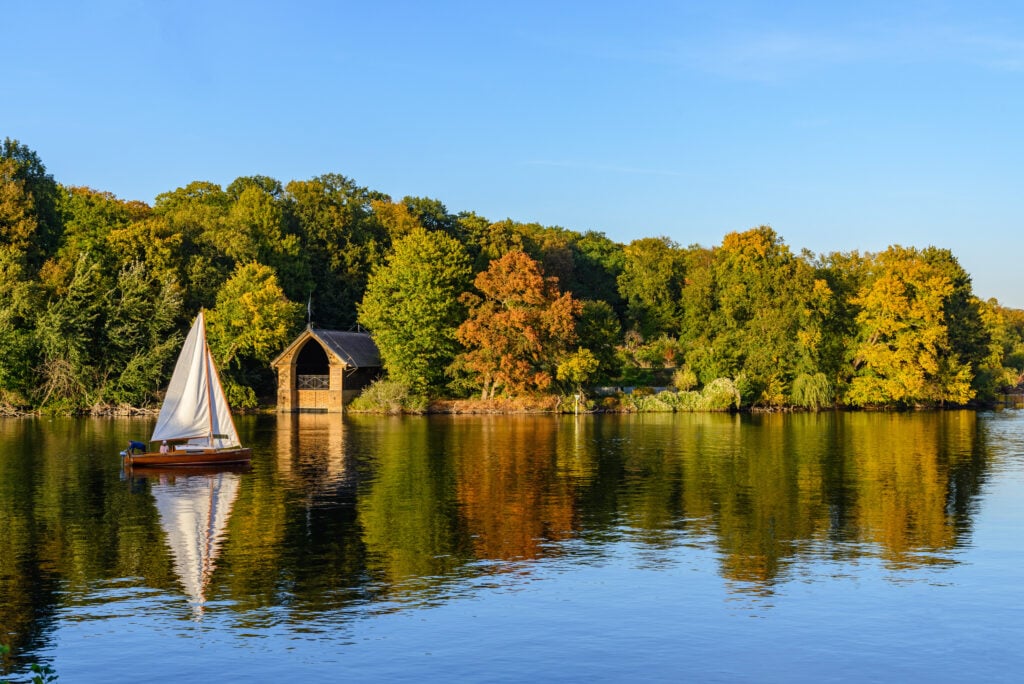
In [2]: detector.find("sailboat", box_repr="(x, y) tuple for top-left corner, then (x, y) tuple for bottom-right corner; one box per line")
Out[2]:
(124, 311), (252, 467)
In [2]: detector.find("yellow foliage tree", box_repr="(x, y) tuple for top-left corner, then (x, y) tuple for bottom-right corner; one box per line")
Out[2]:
(848, 246), (974, 406)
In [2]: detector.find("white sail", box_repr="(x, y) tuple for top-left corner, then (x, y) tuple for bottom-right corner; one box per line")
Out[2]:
(152, 472), (240, 619)
(151, 311), (240, 448)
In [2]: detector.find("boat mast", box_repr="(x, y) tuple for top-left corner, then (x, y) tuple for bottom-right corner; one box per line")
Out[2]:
(199, 309), (242, 448)
(200, 311), (217, 447)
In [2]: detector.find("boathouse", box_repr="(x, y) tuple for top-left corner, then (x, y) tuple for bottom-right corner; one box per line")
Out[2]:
(270, 328), (381, 412)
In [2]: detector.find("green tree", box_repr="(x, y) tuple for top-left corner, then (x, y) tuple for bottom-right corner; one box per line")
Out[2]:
(685, 227), (832, 406)
(567, 231), (626, 316)
(285, 174), (387, 327)
(465, 218), (526, 273)
(42, 186), (141, 302)
(453, 211), (491, 266)
(358, 227), (473, 395)
(403, 196), (458, 237)
(33, 253), (107, 409)
(102, 262), (184, 406)
(225, 176), (308, 303)
(920, 247), (993, 398)
(152, 181), (234, 311)
(0, 246), (39, 403)
(617, 236), (686, 338)
(455, 250), (582, 398)
(0, 138), (61, 268)
(810, 250), (868, 394)
(993, 303), (1024, 384)
(207, 262), (303, 406)
(576, 300), (623, 383)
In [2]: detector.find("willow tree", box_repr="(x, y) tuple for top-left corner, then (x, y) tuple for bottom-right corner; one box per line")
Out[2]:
(358, 227), (472, 395)
(455, 250), (582, 398)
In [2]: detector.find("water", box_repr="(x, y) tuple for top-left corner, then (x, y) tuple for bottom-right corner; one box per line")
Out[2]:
(1, 411), (1023, 682)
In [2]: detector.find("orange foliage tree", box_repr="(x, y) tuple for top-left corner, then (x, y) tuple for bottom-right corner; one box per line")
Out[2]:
(455, 250), (582, 398)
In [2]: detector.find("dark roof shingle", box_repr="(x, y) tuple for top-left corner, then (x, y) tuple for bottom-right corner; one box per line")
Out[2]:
(311, 329), (380, 367)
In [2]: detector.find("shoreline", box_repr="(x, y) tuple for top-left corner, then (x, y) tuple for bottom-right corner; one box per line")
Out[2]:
(4, 394), (1021, 418)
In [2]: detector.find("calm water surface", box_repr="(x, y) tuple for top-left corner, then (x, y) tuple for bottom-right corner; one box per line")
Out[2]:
(1, 411), (1023, 682)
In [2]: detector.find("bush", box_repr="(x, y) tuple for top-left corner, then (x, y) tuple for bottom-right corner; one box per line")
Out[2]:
(757, 374), (787, 408)
(557, 393), (596, 413)
(613, 380), (742, 413)
(670, 390), (704, 411)
(732, 374), (757, 408)
(348, 379), (427, 414)
(620, 391), (674, 412)
(701, 378), (741, 410)
(672, 365), (698, 391)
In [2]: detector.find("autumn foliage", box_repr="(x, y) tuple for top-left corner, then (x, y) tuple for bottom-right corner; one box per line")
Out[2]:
(3, 135), (1023, 412)
(456, 251), (582, 398)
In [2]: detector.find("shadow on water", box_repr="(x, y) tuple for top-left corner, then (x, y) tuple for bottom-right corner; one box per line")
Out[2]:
(0, 409), (1005, 673)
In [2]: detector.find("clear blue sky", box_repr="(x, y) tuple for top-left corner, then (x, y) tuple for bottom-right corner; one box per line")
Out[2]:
(5, 1), (1024, 305)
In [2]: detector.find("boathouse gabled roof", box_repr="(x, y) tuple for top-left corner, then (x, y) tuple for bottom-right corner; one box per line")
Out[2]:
(271, 327), (381, 369)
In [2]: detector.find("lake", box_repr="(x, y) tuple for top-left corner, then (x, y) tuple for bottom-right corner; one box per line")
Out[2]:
(1, 410), (1023, 682)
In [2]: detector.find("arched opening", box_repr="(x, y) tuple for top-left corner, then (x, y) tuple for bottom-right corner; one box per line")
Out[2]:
(295, 339), (330, 390)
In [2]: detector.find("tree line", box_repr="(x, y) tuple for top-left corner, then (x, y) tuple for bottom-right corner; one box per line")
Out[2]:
(3, 137), (1023, 412)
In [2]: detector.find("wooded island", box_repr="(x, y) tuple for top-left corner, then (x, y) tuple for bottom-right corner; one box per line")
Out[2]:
(2, 137), (1022, 414)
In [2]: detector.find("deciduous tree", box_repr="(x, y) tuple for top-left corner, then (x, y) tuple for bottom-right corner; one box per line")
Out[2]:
(847, 246), (974, 406)
(285, 174), (387, 328)
(359, 227), (472, 394)
(617, 236), (685, 338)
(456, 250), (582, 398)
(207, 262), (303, 406)
(1, 138), (60, 267)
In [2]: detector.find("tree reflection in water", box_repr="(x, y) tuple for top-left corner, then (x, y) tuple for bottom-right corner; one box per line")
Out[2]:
(0, 410), (996, 669)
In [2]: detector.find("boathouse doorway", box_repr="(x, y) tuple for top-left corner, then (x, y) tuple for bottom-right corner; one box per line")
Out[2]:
(271, 328), (382, 413)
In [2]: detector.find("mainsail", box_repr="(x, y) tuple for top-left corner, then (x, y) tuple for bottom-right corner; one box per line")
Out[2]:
(151, 311), (240, 449)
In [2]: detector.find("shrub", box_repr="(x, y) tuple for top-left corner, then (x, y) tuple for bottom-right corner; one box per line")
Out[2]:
(672, 365), (698, 391)
(732, 374), (757, 407)
(348, 379), (427, 414)
(621, 392), (674, 412)
(758, 373), (787, 408)
(701, 378), (741, 410)
(672, 390), (704, 411)
(557, 393), (596, 413)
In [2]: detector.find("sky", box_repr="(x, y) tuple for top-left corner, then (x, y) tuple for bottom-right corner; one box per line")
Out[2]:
(4, 0), (1024, 305)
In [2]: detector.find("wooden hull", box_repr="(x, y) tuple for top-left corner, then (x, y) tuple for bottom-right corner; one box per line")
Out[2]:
(125, 447), (252, 468)
(125, 462), (252, 480)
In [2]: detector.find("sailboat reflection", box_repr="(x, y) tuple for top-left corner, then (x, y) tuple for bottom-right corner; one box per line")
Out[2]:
(145, 467), (245, 619)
